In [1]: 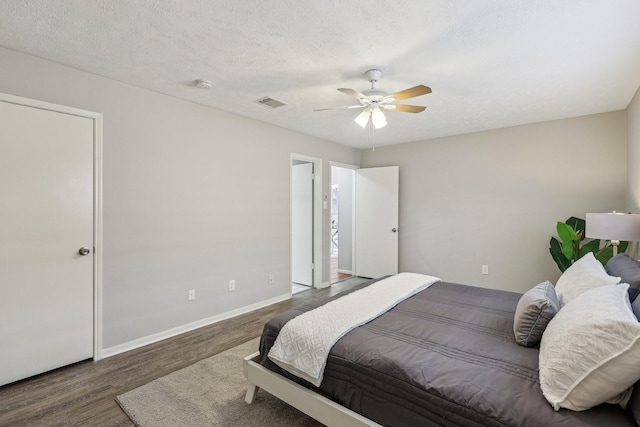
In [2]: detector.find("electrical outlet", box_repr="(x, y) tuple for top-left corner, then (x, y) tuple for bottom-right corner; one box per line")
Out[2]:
(481, 265), (489, 275)
(188, 289), (195, 301)
(268, 275), (274, 285)
(228, 280), (236, 292)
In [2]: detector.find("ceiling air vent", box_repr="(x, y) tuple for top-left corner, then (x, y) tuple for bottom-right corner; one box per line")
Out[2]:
(254, 96), (287, 109)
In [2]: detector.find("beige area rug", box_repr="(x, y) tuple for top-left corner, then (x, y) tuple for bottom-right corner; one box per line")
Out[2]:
(116, 338), (323, 426)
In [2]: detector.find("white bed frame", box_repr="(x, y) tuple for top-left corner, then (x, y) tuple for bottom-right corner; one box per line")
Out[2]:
(243, 352), (383, 427)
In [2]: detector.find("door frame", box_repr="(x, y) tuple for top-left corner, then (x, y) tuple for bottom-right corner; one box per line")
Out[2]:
(291, 161), (314, 286)
(330, 161), (358, 281)
(290, 154), (322, 290)
(0, 92), (104, 360)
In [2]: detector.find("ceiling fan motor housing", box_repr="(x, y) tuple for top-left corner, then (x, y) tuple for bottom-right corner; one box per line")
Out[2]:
(363, 69), (387, 100)
(365, 69), (383, 83)
(362, 88), (387, 100)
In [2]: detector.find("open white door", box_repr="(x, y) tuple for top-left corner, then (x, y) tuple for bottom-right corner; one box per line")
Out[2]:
(355, 166), (399, 278)
(291, 162), (314, 286)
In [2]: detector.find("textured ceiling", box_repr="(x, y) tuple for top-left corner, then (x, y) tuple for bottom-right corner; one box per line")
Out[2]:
(1, 1), (639, 149)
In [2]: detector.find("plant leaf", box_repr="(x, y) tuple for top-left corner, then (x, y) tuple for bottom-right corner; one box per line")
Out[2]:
(579, 239), (600, 257)
(557, 222), (579, 242)
(619, 241), (629, 253)
(550, 247), (572, 272)
(557, 222), (578, 260)
(595, 246), (614, 265)
(550, 237), (571, 272)
(566, 217), (586, 241)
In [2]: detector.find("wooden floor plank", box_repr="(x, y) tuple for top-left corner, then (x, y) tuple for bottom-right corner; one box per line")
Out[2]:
(0, 278), (366, 427)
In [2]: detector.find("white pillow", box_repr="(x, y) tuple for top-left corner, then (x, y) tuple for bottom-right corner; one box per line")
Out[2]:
(539, 283), (640, 411)
(554, 252), (620, 306)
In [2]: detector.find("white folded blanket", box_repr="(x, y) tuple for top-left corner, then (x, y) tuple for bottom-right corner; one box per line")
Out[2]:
(268, 272), (440, 386)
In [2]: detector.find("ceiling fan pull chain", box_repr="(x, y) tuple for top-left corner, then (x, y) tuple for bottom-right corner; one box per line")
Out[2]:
(370, 119), (375, 151)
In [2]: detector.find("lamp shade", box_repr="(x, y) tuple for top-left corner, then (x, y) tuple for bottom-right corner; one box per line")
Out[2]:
(585, 212), (640, 241)
(354, 110), (369, 128)
(371, 108), (387, 129)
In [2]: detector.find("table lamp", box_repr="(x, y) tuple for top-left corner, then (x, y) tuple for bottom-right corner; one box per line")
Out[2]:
(585, 212), (640, 256)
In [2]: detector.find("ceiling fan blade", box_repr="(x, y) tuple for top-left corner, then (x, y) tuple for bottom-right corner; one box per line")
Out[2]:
(385, 104), (426, 113)
(338, 88), (369, 101)
(371, 108), (387, 129)
(354, 109), (371, 128)
(314, 105), (366, 111)
(384, 85), (432, 102)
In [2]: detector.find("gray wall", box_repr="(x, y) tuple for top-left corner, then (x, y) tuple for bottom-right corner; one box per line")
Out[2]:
(3, 44), (636, 352)
(361, 112), (627, 293)
(0, 47), (361, 350)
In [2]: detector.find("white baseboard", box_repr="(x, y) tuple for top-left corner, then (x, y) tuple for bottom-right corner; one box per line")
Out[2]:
(337, 269), (353, 275)
(316, 281), (331, 289)
(100, 293), (291, 359)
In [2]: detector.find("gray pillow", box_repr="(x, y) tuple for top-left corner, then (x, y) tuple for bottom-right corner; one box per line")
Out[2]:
(605, 254), (640, 302)
(513, 281), (559, 347)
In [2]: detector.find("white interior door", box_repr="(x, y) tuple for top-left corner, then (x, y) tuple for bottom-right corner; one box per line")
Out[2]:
(291, 162), (313, 286)
(355, 166), (399, 278)
(0, 100), (94, 386)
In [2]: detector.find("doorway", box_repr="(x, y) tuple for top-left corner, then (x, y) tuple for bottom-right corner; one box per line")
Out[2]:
(330, 163), (357, 284)
(290, 155), (322, 294)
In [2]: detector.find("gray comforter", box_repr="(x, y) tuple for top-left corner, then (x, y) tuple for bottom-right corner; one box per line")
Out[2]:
(260, 281), (637, 427)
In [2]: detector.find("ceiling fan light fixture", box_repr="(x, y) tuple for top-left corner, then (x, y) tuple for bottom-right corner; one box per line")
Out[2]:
(354, 110), (370, 128)
(371, 108), (387, 129)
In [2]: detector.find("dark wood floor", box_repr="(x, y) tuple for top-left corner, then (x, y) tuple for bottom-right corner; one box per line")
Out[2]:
(0, 279), (366, 427)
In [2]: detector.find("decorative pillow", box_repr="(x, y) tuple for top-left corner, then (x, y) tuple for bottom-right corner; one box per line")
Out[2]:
(554, 252), (620, 306)
(539, 283), (640, 411)
(513, 281), (559, 347)
(605, 254), (640, 302)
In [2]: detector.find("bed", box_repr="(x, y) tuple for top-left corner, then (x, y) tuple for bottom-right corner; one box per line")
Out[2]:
(244, 255), (640, 426)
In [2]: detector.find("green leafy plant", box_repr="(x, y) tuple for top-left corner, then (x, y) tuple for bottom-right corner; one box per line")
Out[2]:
(549, 216), (628, 272)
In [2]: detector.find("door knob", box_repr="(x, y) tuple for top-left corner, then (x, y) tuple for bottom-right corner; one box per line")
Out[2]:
(78, 247), (91, 256)
(391, 228), (398, 233)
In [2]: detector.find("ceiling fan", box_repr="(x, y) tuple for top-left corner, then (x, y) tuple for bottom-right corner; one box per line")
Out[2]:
(315, 69), (431, 129)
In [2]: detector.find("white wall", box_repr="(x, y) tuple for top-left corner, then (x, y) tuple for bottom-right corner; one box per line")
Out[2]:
(361, 112), (627, 293)
(627, 86), (640, 213)
(0, 47), (360, 351)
